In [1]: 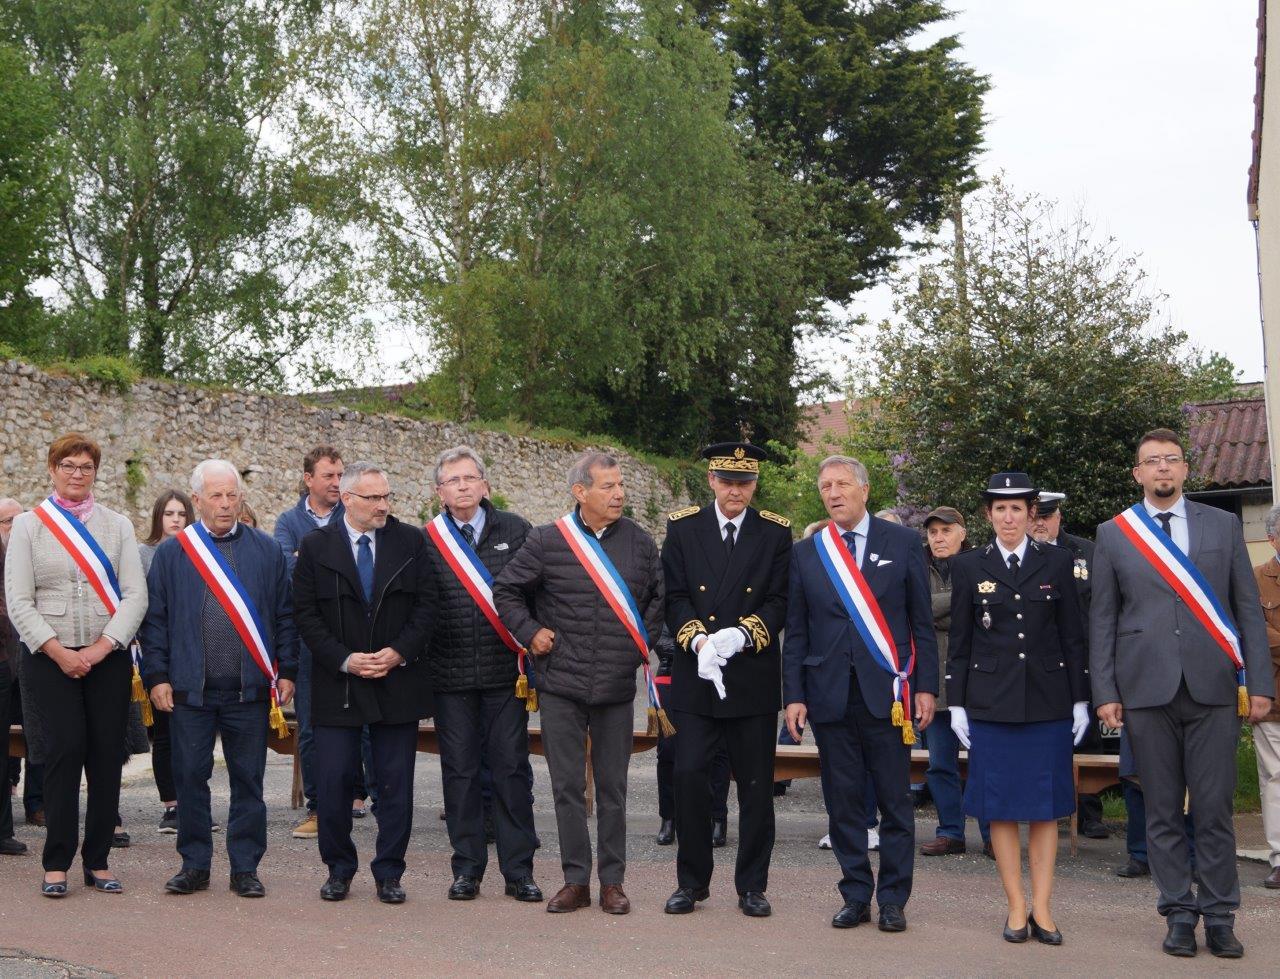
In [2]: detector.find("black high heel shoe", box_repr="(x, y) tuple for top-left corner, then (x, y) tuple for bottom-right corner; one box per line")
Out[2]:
(83, 870), (124, 893)
(1003, 916), (1030, 943)
(1028, 913), (1063, 945)
(42, 876), (68, 898)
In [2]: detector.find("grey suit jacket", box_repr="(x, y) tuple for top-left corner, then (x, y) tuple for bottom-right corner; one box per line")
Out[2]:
(1089, 499), (1271, 710)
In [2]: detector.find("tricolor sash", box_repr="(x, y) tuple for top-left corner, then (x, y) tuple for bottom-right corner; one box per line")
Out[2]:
(425, 512), (535, 710)
(1114, 504), (1249, 716)
(814, 523), (916, 744)
(554, 511), (673, 736)
(178, 523), (289, 736)
(34, 498), (150, 720)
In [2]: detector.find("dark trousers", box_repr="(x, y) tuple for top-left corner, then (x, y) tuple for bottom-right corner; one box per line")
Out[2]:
(657, 728), (728, 821)
(671, 709), (777, 894)
(23, 646), (130, 872)
(1126, 681), (1238, 926)
(437, 689), (538, 882)
(812, 675), (915, 907)
(148, 708), (176, 803)
(171, 692), (268, 874)
(315, 721), (417, 881)
(296, 645), (318, 811)
(538, 690), (633, 886)
(1122, 777), (1197, 865)
(0, 662), (13, 840)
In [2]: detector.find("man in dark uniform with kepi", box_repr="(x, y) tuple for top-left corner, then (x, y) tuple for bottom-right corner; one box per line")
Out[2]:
(661, 442), (792, 918)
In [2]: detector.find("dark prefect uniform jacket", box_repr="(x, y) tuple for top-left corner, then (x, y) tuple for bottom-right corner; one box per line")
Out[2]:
(291, 515), (437, 727)
(493, 510), (663, 706)
(423, 500), (531, 693)
(661, 504), (791, 717)
(946, 539), (1089, 724)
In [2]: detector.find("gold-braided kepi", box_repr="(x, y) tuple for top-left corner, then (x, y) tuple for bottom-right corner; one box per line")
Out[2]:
(701, 441), (766, 482)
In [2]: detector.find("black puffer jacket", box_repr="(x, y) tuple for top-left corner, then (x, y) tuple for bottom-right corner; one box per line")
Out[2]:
(423, 501), (531, 693)
(493, 510), (664, 706)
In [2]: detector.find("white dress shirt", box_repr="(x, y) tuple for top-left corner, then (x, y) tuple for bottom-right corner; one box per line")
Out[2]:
(714, 502), (748, 542)
(345, 516), (376, 565)
(1144, 495), (1190, 554)
(996, 535), (1030, 567)
(453, 505), (486, 542)
(834, 510), (872, 569)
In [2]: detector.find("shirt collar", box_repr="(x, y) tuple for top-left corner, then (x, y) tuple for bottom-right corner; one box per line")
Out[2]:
(201, 520), (241, 541)
(836, 510), (871, 540)
(1143, 496), (1187, 520)
(344, 516), (374, 545)
(713, 501), (748, 533)
(996, 535), (1029, 564)
(450, 504), (486, 539)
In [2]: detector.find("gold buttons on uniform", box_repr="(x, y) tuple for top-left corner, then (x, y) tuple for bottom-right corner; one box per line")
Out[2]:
(1014, 594), (1021, 601)
(709, 615), (717, 622)
(1016, 613), (1023, 620)
(1018, 653), (1026, 659)
(699, 585), (706, 592)
(746, 586), (752, 593)
(1017, 633), (1024, 639)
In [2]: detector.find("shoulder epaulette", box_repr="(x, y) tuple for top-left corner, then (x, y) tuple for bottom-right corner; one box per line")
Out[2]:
(760, 510), (791, 528)
(668, 505), (700, 521)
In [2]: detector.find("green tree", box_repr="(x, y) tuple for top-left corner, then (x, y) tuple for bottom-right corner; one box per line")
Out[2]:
(5, 0), (362, 388)
(861, 179), (1238, 534)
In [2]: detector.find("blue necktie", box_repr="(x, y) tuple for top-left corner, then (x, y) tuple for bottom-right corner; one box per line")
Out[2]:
(461, 523), (475, 546)
(842, 531), (858, 567)
(357, 534), (374, 605)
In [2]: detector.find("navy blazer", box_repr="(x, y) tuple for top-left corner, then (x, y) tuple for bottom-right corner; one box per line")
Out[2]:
(783, 517), (939, 723)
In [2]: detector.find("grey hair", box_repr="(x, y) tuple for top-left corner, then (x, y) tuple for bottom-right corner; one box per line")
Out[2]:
(817, 454), (869, 486)
(339, 461), (387, 494)
(190, 459), (244, 496)
(433, 445), (487, 486)
(568, 451), (620, 492)
(1266, 504), (1280, 539)
(0, 497), (21, 511)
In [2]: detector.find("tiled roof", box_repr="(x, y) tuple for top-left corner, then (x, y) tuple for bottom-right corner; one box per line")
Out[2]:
(1187, 397), (1271, 489)
(798, 399), (860, 454)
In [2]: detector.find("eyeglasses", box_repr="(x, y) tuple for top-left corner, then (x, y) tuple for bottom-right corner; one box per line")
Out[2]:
(348, 492), (394, 504)
(437, 475), (483, 489)
(56, 462), (97, 476)
(1139, 454), (1185, 468)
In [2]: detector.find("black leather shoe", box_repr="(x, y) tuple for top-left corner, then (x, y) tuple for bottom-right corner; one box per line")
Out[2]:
(1162, 922), (1197, 957)
(377, 877), (406, 904)
(738, 891), (771, 917)
(664, 886), (710, 914)
(1079, 819), (1109, 840)
(504, 877), (543, 902)
(448, 874), (480, 900)
(1115, 858), (1150, 878)
(832, 901), (871, 928)
(878, 904), (907, 932)
(164, 868), (210, 895)
(656, 818), (675, 845)
(0, 837), (28, 855)
(320, 875), (352, 901)
(1205, 924), (1243, 959)
(110, 830), (130, 848)
(711, 819), (727, 848)
(1028, 913), (1062, 945)
(1003, 917), (1030, 943)
(230, 872), (266, 898)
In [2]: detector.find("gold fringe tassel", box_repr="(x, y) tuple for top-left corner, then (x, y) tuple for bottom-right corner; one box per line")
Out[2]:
(901, 723), (915, 746)
(890, 700), (905, 728)
(646, 707), (658, 737)
(515, 673), (529, 700)
(657, 708), (676, 738)
(132, 667), (153, 727)
(525, 689), (539, 713)
(269, 702), (289, 740)
(1238, 684), (1250, 718)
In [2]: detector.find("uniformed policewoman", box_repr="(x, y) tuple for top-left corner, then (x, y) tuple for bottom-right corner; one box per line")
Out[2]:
(946, 473), (1089, 945)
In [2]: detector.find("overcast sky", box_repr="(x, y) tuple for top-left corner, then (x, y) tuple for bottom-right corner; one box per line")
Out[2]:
(844, 0), (1264, 383)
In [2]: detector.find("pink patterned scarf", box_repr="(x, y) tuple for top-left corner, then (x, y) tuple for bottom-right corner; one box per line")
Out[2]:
(52, 491), (95, 523)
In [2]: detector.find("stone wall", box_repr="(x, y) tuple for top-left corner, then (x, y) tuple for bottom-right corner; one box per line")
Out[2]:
(0, 359), (691, 538)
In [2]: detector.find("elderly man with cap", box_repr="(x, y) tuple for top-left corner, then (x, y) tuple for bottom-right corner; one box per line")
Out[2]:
(660, 442), (791, 917)
(917, 506), (989, 858)
(1031, 490), (1107, 840)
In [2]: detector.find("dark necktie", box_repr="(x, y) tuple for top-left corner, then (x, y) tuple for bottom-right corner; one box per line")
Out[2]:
(357, 534), (374, 605)
(461, 523), (475, 547)
(843, 531), (858, 567)
(1156, 512), (1173, 540)
(1007, 552), (1020, 576)
(724, 522), (736, 559)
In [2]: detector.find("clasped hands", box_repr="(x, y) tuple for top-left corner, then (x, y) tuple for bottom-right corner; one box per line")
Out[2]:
(43, 636), (115, 679)
(695, 628), (746, 666)
(347, 647), (405, 678)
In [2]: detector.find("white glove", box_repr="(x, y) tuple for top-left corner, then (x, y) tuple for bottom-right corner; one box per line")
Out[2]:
(1072, 701), (1090, 746)
(950, 705), (971, 749)
(696, 640), (727, 699)
(708, 627), (746, 662)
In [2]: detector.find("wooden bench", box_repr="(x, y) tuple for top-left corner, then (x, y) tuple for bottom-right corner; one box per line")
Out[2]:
(9, 724), (1119, 852)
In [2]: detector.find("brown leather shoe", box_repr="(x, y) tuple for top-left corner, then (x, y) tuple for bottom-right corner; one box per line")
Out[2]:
(1264, 866), (1280, 889)
(920, 836), (966, 856)
(599, 884), (631, 915)
(546, 883), (591, 913)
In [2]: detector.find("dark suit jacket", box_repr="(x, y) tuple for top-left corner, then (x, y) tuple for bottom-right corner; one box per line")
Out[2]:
(783, 517), (938, 723)
(292, 515), (436, 726)
(661, 505), (791, 717)
(946, 539), (1089, 723)
(1090, 498), (1271, 710)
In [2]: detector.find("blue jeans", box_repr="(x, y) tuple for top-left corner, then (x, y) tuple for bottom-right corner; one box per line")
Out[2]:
(926, 711), (990, 843)
(171, 691), (268, 874)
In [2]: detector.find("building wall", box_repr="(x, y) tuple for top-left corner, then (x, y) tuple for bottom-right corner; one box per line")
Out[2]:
(0, 360), (690, 538)
(1257, 0), (1280, 498)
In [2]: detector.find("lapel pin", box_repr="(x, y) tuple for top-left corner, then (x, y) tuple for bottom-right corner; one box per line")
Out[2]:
(978, 580), (996, 593)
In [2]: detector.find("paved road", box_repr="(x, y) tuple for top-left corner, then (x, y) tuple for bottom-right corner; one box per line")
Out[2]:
(1, 735), (1276, 977)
